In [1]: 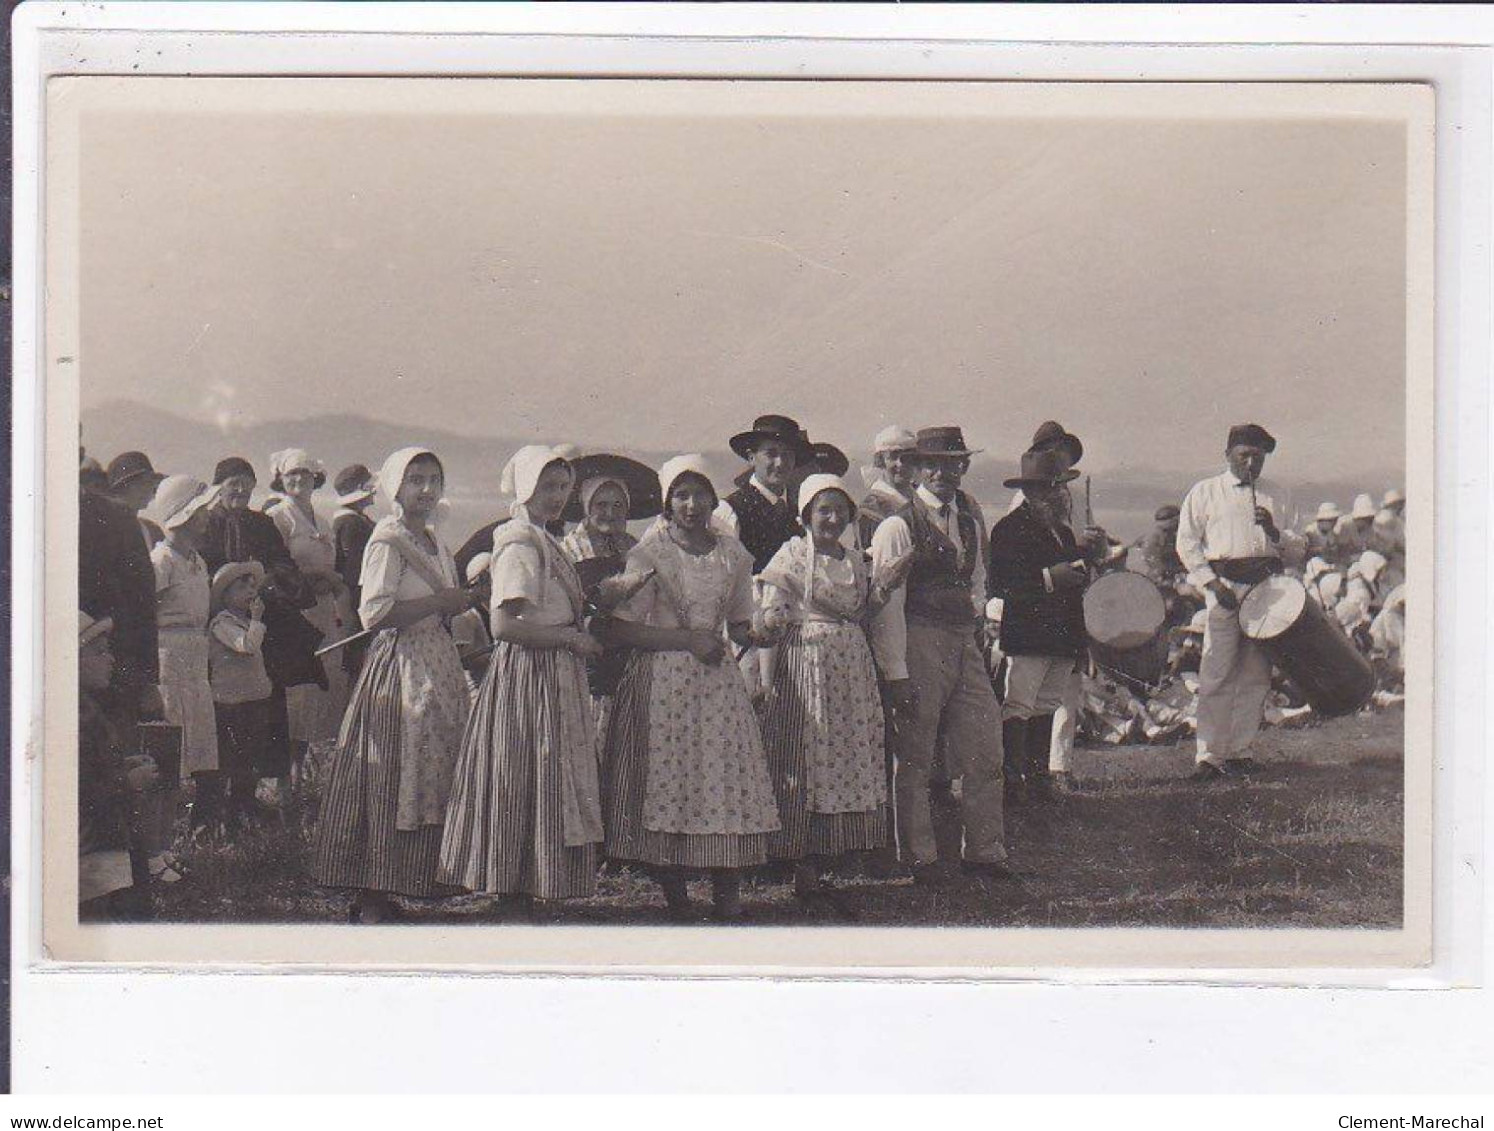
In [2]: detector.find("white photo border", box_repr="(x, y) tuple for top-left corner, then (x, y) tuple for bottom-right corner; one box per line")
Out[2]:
(9, 0), (1490, 1091)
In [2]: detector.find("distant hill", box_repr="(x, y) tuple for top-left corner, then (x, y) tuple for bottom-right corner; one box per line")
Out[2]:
(80, 401), (1404, 544)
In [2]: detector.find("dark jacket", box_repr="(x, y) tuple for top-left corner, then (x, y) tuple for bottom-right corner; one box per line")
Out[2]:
(79, 489), (159, 700)
(902, 491), (984, 628)
(201, 507), (325, 689)
(725, 486), (802, 574)
(455, 516), (566, 587)
(988, 501), (1088, 659)
(333, 510), (376, 607)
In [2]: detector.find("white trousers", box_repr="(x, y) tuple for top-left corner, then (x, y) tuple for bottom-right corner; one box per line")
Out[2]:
(1048, 668), (1084, 773)
(1196, 585), (1273, 765)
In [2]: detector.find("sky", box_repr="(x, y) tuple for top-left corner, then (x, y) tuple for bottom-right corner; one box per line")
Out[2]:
(72, 78), (1412, 482)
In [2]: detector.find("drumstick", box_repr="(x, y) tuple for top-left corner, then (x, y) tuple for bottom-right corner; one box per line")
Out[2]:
(314, 573), (487, 658)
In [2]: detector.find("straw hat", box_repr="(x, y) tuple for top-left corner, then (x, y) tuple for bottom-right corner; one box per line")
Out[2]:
(210, 560), (265, 611)
(1350, 493), (1377, 521)
(148, 475), (221, 530)
(1382, 488), (1406, 509)
(1315, 502), (1342, 522)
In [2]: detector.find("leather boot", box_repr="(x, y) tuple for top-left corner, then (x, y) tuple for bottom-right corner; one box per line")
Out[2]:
(1001, 717), (1028, 803)
(1027, 713), (1056, 802)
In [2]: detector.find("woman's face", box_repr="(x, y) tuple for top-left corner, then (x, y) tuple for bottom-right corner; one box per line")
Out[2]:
(527, 462), (574, 524)
(669, 477), (716, 532)
(218, 474), (256, 512)
(282, 468), (317, 500)
(397, 456), (444, 519)
(180, 505), (211, 541)
(883, 450), (917, 490)
(806, 490), (851, 544)
(586, 482), (630, 536)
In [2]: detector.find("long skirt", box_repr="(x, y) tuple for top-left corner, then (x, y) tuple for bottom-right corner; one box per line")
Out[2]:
(312, 631), (457, 898)
(762, 622), (888, 861)
(158, 632), (218, 775)
(438, 643), (600, 900)
(603, 651), (778, 870)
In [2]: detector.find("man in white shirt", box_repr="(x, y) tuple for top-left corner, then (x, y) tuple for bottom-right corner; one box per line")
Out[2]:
(1175, 423), (1302, 780)
(868, 426), (1009, 885)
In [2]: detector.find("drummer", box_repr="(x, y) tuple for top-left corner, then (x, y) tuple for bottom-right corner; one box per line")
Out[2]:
(1175, 423), (1304, 781)
(988, 447), (1100, 801)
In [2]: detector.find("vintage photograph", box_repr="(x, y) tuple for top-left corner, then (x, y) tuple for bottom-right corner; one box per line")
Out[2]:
(48, 76), (1431, 965)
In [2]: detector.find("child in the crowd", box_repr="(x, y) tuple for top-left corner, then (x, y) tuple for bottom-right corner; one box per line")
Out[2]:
(208, 561), (274, 829)
(147, 475), (223, 834)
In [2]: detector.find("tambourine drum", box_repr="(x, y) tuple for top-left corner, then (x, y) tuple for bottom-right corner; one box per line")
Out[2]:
(1239, 575), (1374, 717)
(1083, 571), (1169, 687)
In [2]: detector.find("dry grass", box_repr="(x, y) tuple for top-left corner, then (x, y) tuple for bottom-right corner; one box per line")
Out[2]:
(144, 707), (1404, 930)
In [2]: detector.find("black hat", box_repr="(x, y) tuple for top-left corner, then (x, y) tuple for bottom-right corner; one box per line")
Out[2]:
(803, 441), (850, 477)
(729, 414), (813, 461)
(106, 451), (165, 492)
(1227, 423), (1277, 454)
(213, 456), (256, 485)
(561, 452), (664, 523)
(915, 426), (982, 458)
(1154, 504), (1181, 523)
(1003, 447), (1082, 490)
(1031, 420), (1084, 466)
(333, 464), (378, 506)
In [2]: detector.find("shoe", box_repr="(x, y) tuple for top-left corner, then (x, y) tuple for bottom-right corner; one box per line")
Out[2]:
(960, 859), (1018, 883)
(1190, 761), (1232, 783)
(1050, 772), (1076, 795)
(912, 861), (955, 889)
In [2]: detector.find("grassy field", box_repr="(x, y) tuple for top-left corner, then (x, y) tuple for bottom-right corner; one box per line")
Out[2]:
(143, 707), (1403, 930)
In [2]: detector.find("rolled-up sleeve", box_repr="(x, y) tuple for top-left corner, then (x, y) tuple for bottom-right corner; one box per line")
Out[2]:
(357, 539), (401, 630)
(868, 515), (913, 681)
(490, 543), (543, 613)
(1176, 482), (1217, 588)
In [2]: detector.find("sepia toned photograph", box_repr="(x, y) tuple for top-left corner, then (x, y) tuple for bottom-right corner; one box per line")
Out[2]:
(44, 75), (1432, 969)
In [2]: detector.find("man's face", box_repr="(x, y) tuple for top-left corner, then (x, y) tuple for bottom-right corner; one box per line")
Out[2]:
(1028, 483), (1068, 525)
(751, 440), (797, 493)
(1226, 444), (1266, 484)
(1317, 518), (1336, 534)
(117, 477), (159, 514)
(1161, 517), (1180, 538)
(919, 456), (967, 502)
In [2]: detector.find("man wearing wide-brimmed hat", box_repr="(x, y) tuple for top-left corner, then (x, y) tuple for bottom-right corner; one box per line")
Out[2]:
(715, 413), (814, 572)
(1176, 423), (1303, 781)
(989, 448), (1093, 802)
(1372, 487), (1407, 590)
(106, 450), (168, 552)
(867, 426), (1009, 885)
(857, 425), (919, 547)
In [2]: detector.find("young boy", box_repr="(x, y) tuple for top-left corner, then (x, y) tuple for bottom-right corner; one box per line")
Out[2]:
(209, 561), (273, 829)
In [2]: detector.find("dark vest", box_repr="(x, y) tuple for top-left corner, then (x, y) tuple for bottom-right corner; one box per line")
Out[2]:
(902, 491), (980, 627)
(726, 486), (802, 574)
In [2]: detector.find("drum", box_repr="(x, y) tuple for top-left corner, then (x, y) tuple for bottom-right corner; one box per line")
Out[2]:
(1083, 571), (1169, 687)
(1239, 575), (1375, 717)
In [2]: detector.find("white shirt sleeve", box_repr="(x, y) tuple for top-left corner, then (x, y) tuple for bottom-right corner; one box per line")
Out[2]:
(711, 499), (740, 538)
(868, 515), (913, 681)
(209, 614), (266, 654)
(357, 538), (401, 630)
(1175, 481), (1217, 588)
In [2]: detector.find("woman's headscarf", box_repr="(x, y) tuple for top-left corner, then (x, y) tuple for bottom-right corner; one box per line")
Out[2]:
(658, 454), (715, 506)
(580, 476), (631, 525)
(267, 448), (327, 493)
(377, 446), (445, 525)
(505, 444), (573, 524)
